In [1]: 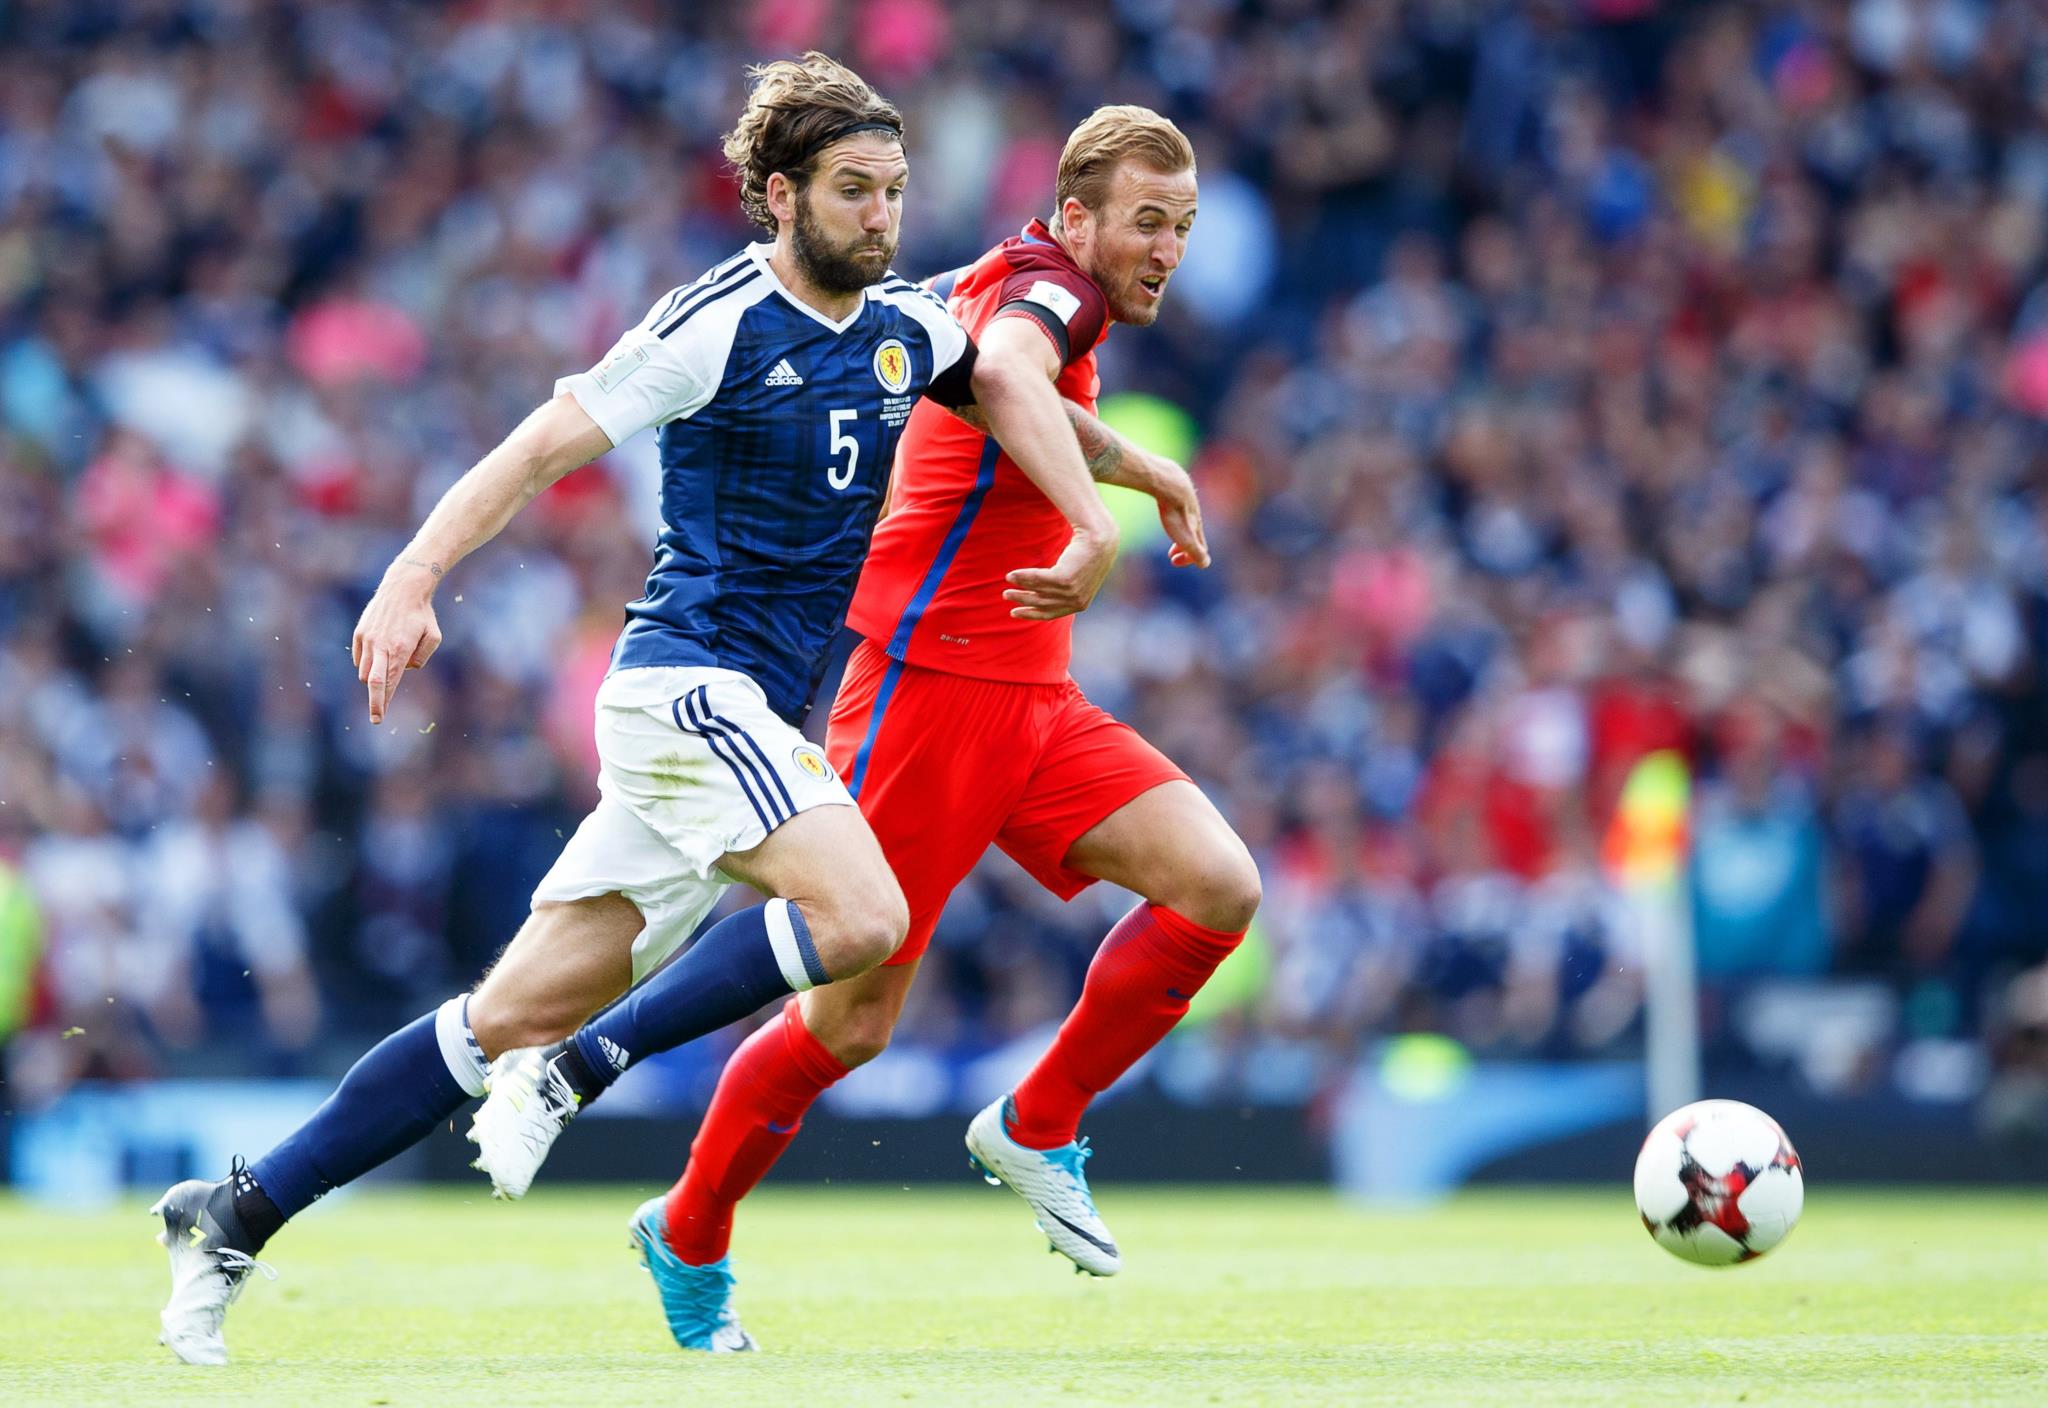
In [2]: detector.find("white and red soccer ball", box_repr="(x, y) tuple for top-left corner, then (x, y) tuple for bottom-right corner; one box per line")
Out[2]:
(1633, 1099), (1804, 1266)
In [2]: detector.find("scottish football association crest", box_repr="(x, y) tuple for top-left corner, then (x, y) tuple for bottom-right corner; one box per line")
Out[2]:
(873, 338), (911, 394)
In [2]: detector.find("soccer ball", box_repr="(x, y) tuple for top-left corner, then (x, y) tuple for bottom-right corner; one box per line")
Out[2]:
(1633, 1099), (1803, 1266)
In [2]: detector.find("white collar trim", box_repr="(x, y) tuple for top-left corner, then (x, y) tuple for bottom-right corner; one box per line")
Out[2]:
(748, 242), (868, 334)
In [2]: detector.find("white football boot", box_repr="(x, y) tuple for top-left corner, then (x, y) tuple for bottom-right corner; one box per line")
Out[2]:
(965, 1096), (1121, 1276)
(467, 1046), (580, 1199)
(151, 1161), (276, 1365)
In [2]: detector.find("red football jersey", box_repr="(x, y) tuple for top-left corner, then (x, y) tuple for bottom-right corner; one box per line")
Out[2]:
(845, 219), (1112, 683)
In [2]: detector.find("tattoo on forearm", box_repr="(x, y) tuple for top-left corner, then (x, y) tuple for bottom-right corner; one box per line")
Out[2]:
(399, 557), (444, 581)
(949, 400), (1123, 481)
(1068, 404), (1125, 482)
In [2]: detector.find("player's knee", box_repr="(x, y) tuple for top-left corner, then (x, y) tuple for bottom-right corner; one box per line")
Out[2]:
(801, 885), (908, 979)
(817, 919), (899, 978)
(1220, 850), (1264, 931)
(817, 1008), (896, 1068)
(1174, 844), (1262, 934)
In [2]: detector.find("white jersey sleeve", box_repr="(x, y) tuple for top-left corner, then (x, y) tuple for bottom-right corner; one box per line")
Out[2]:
(555, 271), (767, 446)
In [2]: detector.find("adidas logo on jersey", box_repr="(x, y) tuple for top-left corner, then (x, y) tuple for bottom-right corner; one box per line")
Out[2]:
(596, 1035), (630, 1073)
(765, 358), (804, 386)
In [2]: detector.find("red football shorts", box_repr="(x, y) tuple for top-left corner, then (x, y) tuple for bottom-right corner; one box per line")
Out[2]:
(825, 638), (1189, 965)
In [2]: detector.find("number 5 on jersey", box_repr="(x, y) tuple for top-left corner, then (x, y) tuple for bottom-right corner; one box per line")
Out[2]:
(827, 409), (859, 491)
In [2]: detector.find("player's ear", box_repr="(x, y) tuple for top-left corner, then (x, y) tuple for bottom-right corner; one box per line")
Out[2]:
(1058, 195), (1093, 249)
(765, 171), (799, 229)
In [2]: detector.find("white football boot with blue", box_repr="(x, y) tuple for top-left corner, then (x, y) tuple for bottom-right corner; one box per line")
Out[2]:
(965, 1096), (1121, 1276)
(467, 1046), (580, 1199)
(628, 1196), (758, 1353)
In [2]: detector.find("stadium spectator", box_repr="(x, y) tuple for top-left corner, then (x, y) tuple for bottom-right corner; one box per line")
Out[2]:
(1832, 719), (1980, 977)
(143, 775), (321, 1066)
(1689, 710), (1830, 980)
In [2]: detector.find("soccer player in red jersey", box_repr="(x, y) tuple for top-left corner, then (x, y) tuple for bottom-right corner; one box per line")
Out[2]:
(639, 105), (1261, 1331)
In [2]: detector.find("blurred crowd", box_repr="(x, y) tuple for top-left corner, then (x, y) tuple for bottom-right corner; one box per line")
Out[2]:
(5, 0), (2048, 1128)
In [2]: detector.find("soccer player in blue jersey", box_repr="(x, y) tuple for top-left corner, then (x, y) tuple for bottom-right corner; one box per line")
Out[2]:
(150, 52), (1124, 1366)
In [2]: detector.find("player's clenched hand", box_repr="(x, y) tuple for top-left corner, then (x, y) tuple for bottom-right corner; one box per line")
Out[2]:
(352, 561), (443, 725)
(1004, 525), (1119, 620)
(1142, 457), (1210, 569)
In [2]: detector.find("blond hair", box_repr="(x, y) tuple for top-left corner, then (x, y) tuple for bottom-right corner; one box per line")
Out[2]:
(1054, 105), (1196, 214)
(721, 52), (904, 231)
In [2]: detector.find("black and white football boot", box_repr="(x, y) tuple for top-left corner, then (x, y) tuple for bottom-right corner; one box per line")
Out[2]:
(151, 1159), (276, 1365)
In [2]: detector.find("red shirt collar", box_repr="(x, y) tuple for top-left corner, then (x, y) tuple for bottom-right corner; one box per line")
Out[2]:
(1018, 218), (1107, 303)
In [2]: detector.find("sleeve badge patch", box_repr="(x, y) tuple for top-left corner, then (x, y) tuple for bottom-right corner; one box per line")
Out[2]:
(589, 333), (653, 393)
(1023, 279), (1082, 326)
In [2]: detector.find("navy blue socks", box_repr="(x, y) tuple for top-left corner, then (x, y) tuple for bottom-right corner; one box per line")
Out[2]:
(558, 899), (827, 1103)
(239, 899), (830, 1233)
(247, 997), (490, 1229)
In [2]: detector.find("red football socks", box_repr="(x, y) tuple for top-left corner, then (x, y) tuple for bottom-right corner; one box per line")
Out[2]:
(663, 996), (848, 1266)
(1005, 903), (1245, 1150)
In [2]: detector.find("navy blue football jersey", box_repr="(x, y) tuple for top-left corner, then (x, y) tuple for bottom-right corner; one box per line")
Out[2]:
(556, 243), (974, 723)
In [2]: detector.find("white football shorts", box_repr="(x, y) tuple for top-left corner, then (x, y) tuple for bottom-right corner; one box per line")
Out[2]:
(532, 665), (853, 981)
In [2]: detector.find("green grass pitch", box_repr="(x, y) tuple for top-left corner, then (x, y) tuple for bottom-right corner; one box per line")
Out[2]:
(2, 1184), (2043, 1405)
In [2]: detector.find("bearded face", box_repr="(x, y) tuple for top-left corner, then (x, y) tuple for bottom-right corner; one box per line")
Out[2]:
(792, 183), (898, 296)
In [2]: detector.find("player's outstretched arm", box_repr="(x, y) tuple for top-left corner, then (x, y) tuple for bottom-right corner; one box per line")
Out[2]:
(950, 397), (1209, 568)
(1062, 401), (1210, 570)
(967, 317), (1120, 620)
(353, 394), (613, 724)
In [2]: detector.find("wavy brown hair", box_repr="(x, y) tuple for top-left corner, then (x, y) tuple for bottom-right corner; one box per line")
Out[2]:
(721, 52), (904, 232)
